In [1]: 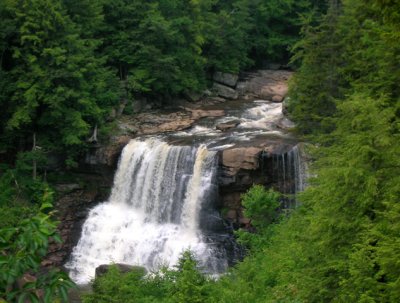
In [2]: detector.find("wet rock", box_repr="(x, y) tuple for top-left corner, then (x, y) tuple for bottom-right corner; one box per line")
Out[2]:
(154, 119), (195, 133)
(213, 72), (239, 87)
(187, 109), (225, 120)
(272, 95), (284, 103)
(212, 83), (239, 99)
(216, 120), (240, 131)
(201, 97), (226, 105)
(276, 117), (295, 130)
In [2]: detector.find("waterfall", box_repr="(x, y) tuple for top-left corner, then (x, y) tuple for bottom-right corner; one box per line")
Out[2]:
(66, 139), (230, 284)
(270, 144), (308, 207)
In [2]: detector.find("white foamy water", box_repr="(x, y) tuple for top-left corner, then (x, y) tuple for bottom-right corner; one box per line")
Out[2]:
(239, 102), (283, 130)
(66, 139), (227, 284)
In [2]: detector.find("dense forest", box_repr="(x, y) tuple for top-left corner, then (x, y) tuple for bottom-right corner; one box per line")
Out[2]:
(1, 0), (399, 302)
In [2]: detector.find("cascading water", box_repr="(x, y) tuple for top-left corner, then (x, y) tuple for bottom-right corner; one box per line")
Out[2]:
(270, 144), (308, 207)
(66, 139), (232, 284)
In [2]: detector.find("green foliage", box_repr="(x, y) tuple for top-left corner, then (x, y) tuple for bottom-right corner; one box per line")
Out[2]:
(170, 251), (208, 303)
(0, 0), (118, 164)
(241, 185), (280, 229)
(1, 0), (314, 164)
(236, 186), (280, 251)
(84, 251), (209, 303)
(3, 0), (399, 302)
(238, 0), (400, 301)
(0, 183), (75, 303)
(288, 1), (344, 135)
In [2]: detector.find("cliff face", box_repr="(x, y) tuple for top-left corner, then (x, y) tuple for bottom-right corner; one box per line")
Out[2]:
(45, 69), (302, 269)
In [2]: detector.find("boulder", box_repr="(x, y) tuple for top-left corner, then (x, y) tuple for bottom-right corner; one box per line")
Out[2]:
(276, 117), (295, 130)
(272, 95), (284, 103)
(213, 72), (239, 87)
(212, 83), (238, 99)
(95, 264), (147, 279)
(216, 120), (240, 131)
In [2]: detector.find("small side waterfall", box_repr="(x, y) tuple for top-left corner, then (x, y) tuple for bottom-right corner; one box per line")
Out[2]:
(66, 139), (231, 284)
(270, 144), (308, 207)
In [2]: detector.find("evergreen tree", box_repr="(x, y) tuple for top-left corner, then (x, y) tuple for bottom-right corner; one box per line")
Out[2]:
(288, 0), (344, 135)
(2, 0), (117, 165)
